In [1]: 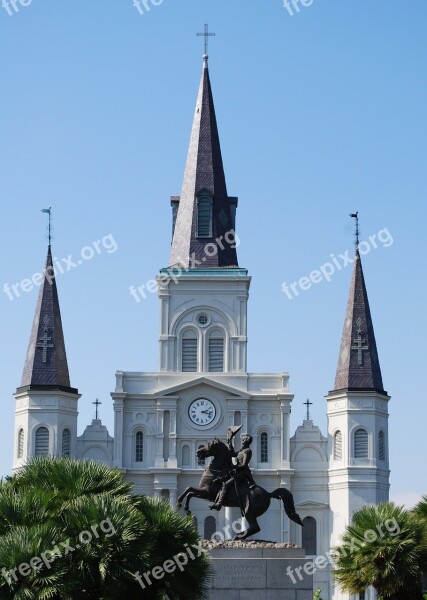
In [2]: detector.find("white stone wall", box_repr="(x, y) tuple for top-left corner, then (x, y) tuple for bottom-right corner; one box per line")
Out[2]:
(13, 389), (80, 471)
(327, 390), (390, 600)
(157, 271), (251, 373)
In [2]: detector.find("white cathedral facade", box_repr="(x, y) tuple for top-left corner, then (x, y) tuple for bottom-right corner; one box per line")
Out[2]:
(12, 54), (390, 600)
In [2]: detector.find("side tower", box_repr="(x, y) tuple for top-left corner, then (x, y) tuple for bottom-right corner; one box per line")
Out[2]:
(13, 244), (80, 470)
(327, 242), (390, 599)
(159, 53), (250, 376)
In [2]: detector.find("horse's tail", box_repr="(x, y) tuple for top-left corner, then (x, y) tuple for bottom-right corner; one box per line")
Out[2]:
(270, 488), (303, 527)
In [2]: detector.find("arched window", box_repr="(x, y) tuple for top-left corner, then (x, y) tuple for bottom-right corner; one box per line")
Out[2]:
(302, 516), (317, 555)
(354, 429), (369, 459)
(197, 194), (213, 238)
(260, 432), (268, 463)
(197, 444), (206, 467)
(334, 431), (343, 460)
(208, 331), (224, 372)
(135, 431), (143, 462)
(161, 489), (170, 503)
(182, 444), (191, 467)
(35, 427), (49, 457)
(378, 431), (385, 461)
(61, 428), (71, 457)
(182, 331), (198, 372)
(204, 516), (217, 540)
(18, 429), (24, 459)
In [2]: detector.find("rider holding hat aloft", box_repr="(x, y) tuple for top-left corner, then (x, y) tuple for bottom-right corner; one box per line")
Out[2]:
(209, 426), (256, 511)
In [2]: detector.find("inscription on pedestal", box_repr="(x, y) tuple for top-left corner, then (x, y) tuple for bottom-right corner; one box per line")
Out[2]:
(211, 560), (266, 589)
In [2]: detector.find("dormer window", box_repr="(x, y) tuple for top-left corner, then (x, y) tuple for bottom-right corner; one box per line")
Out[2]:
(196, 193), (213, 238)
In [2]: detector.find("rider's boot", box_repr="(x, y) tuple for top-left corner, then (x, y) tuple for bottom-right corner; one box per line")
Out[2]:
(209, 484), (227, 510)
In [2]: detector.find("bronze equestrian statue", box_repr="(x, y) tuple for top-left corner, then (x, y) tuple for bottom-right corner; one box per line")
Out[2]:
(177, 426), (303, 540)
(209, 430), (256, 512)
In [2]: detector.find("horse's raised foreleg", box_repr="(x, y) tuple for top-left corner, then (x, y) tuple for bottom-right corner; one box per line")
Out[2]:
(177, 487), (193, 509)
(177, 486), (209, 515)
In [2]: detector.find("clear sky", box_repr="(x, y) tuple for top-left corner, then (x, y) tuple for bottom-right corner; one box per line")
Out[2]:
(1, 0), (426, 507)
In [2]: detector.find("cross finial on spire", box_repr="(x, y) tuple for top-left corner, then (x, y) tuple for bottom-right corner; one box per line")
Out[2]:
(41, 207), (52, 246)
(92, 398), (102, 420)
(197, 24), (215, 63)
(303, 399), (313, 421)
(350, 211), (359, 250)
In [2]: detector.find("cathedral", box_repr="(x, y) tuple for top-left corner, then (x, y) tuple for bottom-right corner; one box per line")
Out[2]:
(12, 52), (390, 600)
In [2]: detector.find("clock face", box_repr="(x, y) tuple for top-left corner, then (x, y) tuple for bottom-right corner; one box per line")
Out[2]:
(188, 398), (216, 426)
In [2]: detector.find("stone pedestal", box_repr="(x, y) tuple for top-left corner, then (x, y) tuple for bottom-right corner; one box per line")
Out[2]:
(205, 542), (313, 600)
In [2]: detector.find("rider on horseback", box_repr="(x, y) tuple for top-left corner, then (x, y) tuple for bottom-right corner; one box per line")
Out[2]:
(209, 427), (256, 511)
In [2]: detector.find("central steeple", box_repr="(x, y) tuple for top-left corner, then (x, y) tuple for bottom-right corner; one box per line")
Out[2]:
(169, 56), (238, 269)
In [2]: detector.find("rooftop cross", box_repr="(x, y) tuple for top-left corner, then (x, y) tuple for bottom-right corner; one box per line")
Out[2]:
(350, 211), (360, 250)
(92, 398), (102, 420)
(36, 329), (54, 363)
(197, 24), (215, 59)
(304, 399), (313, 421)
(41, 207), (52, 246)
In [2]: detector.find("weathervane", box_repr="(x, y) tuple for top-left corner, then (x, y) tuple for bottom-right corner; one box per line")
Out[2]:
(350, 211), (359, 250)
(304, 399), (313, 421)
(41, 207), (52, 245)
(93, 398), (102, 420)
(197, 24), (215, 59)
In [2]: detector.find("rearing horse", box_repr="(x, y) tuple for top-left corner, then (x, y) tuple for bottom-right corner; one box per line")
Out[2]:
(176, 438), (303, 540)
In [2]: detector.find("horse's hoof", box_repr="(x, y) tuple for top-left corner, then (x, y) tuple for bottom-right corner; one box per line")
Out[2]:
(185, 510), (192, 516)
(209, 504), (221, 511)
(176, 502), (182, 509)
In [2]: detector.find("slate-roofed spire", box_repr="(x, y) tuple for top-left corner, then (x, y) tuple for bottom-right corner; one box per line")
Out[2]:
(169, 56), (238, 269)
(19, 245), (77, 393)
(333, 249), (385, 393)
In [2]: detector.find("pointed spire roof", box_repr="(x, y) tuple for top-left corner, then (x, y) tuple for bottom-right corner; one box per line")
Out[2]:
(333, 249), (385, 394)
(169, 57), (238, 269)
(19, 245), (77, 394)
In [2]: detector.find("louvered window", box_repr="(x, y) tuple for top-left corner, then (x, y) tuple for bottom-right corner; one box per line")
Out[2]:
(182, 338), (197, 372)
(354, 429), (368, 459)
(208, 336), (224, 372)
(334, 431), (343, 460)
(378, 431), (385, 461)
(35, 427), (49, 456)
(136, 431), (143, 462)
(62, 429), (71, 457)
(18, 429), (24, 459)
(260, 432), (268, 463)
(197, 196), (212, 238)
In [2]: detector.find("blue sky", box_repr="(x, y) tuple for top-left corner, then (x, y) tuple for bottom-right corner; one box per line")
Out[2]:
(1, 0), (426, 506)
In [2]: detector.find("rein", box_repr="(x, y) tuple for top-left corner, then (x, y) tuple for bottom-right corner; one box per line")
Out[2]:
(202, 465), (231, 476)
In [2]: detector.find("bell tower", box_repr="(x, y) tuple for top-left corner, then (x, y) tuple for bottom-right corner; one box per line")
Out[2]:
(157, 53), (250, 375)
(13, 238), (80, 470)
(327, 219), (390, 599)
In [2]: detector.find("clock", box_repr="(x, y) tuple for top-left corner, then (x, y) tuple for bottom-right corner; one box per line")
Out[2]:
(188, 398), (216, 426)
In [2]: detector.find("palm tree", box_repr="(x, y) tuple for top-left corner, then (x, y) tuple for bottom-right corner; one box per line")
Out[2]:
(334, 502), (425, 600)
(413, 496), (427, 595)
(134, 496), (211, 599)
(0, 457), (211, 599)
